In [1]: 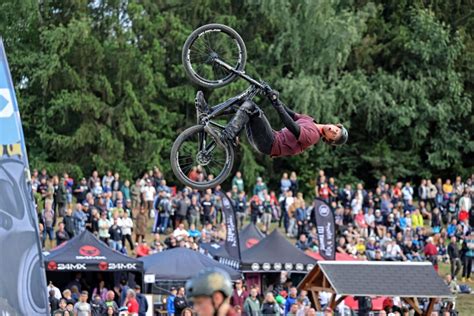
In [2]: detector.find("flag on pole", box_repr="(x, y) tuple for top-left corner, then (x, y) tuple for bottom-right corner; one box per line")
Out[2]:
(312, 198), (336, 260)
(0, 38), (49, 314)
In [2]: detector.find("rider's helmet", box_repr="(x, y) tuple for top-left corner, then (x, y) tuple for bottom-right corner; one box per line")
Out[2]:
(185, 267), (233, 299)
(326, 123), (348, 146)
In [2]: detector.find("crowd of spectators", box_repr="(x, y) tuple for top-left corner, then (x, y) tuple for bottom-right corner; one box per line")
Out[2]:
(32, 166), (474, 315)
(47, 277), (147, 316)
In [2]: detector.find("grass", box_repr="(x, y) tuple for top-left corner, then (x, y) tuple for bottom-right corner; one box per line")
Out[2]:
(437, 263), (474, 315)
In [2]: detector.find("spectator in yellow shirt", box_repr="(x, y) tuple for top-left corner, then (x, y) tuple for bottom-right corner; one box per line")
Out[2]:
(411, 209), (424, 230)
(355, 238), (367, 258)
(443, 179), (453, 196)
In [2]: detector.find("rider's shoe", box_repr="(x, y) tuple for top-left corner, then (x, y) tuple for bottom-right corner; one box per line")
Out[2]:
(221, 109), (248, 147)
(195, 91), (208, 111)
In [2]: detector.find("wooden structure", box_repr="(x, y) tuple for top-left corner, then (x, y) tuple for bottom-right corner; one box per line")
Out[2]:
(298, 261), (453, 316)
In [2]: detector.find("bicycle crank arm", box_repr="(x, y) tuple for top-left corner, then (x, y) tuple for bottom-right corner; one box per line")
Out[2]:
(213, 58), (264, 88)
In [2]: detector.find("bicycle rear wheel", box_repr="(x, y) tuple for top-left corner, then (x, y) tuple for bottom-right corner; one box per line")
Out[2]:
(171, 125), (235, 190)
(182, 24), (247, 89)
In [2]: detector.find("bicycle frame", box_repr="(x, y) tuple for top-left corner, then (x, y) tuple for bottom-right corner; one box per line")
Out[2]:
(198, 56), (265, 129)
(194, 57), (267, 149)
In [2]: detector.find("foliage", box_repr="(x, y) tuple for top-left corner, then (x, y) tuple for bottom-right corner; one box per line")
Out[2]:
(0, 0), (472, 193)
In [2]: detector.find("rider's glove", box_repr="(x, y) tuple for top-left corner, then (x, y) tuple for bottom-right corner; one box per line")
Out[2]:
(261, 82), (280, 105)
(267, 89), (280, 104)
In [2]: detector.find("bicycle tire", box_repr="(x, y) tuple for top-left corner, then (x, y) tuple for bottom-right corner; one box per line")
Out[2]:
(182, 23), (247, 89)
(170, 125), (235, 190)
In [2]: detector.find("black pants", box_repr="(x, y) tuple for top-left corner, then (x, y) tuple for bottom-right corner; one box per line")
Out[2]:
(451, 258), (461, 278)
(241, 101), (275, 155)
(462, 256), (473, 278)
(122, 234), (134, 250)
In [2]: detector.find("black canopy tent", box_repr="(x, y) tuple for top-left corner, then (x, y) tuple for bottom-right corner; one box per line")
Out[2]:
(44, 230), (143, 291)
(239, 223), (265, 250)
(240, 229), (316, 273)
(45, 230), (143, 272)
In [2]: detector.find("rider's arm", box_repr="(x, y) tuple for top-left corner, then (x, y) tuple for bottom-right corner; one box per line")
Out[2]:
(267, 91), (300, 138)
(274, 101), (300, 138)
(281, 103), (297, 120)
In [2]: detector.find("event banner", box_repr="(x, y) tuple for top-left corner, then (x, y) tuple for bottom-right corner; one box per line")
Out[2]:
(312, 198), (336, 260)
(0, 38), (49, 314)
(218, 191), (241, 261)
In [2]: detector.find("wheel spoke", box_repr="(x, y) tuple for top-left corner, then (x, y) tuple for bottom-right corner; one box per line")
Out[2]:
(187, 29), (239, 83)
(175, 127), (230, 186)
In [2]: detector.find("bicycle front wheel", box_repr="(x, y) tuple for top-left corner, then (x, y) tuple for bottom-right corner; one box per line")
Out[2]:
(171, 125), (235, 190)
(182, 24), (247, 89)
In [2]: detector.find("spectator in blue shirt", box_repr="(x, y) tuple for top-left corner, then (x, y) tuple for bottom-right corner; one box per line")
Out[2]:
(167, 287), (177, 316)
(188, 224), (201, 238)
(73, 203), (87, 235)
(447, 219), (458, 237)
(284, 287), (297, 315)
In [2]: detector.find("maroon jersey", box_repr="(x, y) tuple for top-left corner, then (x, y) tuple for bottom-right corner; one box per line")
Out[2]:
(270, 113), (320, 157)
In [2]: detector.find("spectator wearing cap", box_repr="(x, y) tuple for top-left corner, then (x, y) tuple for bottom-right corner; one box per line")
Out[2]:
(230, 279), (248, 311)
(134, 285), (148, 316)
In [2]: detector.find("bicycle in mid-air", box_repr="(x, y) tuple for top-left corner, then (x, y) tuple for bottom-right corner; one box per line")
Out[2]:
(171, 23), (278, 190)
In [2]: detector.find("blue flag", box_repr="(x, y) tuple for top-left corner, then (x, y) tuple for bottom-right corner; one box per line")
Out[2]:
(0, 38), (49, 314)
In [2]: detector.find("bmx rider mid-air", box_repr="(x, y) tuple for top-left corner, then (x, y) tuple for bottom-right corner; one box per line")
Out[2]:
(195, 88), (348, 157)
